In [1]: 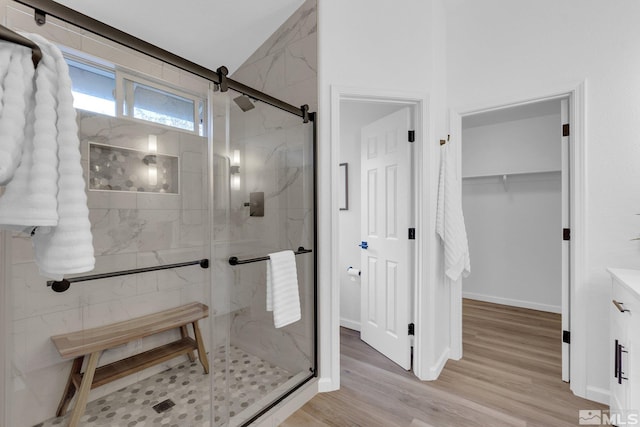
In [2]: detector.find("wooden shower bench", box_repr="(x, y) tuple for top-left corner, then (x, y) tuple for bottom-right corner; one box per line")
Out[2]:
(50, 302), (209, 427)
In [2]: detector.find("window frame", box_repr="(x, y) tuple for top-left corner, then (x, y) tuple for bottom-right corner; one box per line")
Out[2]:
(65, 54), (118, 117)
(117, 70), (203, 135)
(64, 53), (206, 136)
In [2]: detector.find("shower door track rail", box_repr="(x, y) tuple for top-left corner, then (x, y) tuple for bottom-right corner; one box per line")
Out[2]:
(228, 247), (312, 266)
(46, 259), (210, 293)
(14, 0), (314, 122)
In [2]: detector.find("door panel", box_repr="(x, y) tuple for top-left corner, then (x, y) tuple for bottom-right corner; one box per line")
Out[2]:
(360, 107), (412, 370)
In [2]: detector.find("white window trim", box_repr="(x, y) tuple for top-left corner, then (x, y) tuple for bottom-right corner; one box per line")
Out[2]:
(117, 70), (202, 135)
(63, 52), (206, 136)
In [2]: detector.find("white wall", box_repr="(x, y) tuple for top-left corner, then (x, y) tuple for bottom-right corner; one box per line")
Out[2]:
(446, 0), (640, 403)
(338, 102), (407, 331)
(462, 172), (562, 312)
(462, 111), (561, 178)
(461, 107), (562, 313)
(318, 0), (448, 388)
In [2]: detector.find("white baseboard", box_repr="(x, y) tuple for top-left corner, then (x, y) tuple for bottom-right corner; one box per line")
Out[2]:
(585, 385), (610, 406)
(429, 347), (450, 380)
(340, 317), (361, 331)
(318, 377), (338, 392)
(416, 347), (450, 381)
(463, 292), (561, 314)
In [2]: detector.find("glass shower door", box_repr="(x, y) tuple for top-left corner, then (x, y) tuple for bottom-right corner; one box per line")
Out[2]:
(210, 88), (315, 426)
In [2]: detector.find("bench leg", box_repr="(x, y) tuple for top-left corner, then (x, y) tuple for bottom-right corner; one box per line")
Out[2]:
(180, 325), (196, 362)
(55, 356), (83, 417)
(68, 351), (101, 427)
(191, 321), (209, 374)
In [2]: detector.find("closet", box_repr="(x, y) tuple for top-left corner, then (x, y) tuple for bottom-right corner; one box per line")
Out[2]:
(461, 100), (563, 313)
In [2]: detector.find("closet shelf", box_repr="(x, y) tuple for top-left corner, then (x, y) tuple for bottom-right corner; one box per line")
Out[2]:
(462, 170), (561, 180)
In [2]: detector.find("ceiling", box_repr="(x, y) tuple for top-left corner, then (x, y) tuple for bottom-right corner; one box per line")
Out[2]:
(52, 0), (306, 74)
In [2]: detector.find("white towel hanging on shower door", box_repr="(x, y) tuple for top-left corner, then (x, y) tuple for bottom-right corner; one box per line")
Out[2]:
(266, 250), (301, 328)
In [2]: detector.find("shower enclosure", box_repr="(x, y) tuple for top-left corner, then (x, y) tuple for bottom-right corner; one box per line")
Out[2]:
(1, 1), (316, 426)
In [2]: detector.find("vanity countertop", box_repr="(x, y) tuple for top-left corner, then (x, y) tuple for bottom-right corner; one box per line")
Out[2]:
(608, 268), (640, 298)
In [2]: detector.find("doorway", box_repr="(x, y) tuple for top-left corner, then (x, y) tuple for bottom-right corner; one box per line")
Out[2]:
(330, 87), (433, 380)
(337, 101), (416, 370)
(460, 97), (571, 381)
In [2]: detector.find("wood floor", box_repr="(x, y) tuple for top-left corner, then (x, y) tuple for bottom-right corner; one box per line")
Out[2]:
(281, 299), (607, 426)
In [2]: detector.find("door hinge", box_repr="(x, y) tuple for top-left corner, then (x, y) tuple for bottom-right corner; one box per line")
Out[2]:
(563, 330), (570, 344)
(408, 228), (415, 240)
(562, 123), (570, 137)
(408, 323), (415, 336)
(408, 130), (415, 143)
(563, 228), (570, 241)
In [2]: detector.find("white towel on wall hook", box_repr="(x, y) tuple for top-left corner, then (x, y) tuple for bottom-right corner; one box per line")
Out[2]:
(436, 142), (471, 281)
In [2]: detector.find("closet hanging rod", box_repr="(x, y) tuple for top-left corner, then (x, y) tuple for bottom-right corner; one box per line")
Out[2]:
(462, 170), (561, 180)
(0, 24), (42, 67)
(229, 247), (312, 266)
(47, 259), (210, 293)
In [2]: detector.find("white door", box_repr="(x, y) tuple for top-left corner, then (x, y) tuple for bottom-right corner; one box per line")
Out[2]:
(360, 107), (413, 370)
(561, 98), (570, 382)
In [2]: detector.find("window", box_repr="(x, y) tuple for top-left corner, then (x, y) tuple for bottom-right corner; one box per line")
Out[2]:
(67, 59), (116, 116)
(65, 57), (205, 135)
(123, 78), (198, 132)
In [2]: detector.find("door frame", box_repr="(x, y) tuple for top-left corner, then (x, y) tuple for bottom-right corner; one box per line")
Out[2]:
(321, 85), (433, 390)
(0, 231), (7, 427)
(359, 106), (414, 370)
(448, 81), (588, 398)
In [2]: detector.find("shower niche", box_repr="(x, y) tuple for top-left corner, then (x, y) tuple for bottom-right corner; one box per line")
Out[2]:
(88, 142), (180, 194)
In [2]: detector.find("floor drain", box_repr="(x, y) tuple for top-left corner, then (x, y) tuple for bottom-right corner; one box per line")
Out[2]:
(152, 399), (175, 413)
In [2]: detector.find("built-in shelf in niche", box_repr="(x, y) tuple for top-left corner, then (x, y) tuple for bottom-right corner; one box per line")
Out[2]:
(88, 142), (179, 194)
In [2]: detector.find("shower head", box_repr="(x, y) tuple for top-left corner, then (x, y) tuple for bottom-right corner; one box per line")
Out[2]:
(233, 95), (255, 112)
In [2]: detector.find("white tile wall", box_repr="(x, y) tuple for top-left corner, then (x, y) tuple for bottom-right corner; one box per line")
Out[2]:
(9, 110), (210, 427)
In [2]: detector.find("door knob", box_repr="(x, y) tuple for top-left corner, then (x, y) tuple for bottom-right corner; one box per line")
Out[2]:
(358, 241), (368, 249)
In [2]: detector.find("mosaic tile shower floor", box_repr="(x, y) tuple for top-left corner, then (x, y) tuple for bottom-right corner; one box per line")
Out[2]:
(35, 345), (293, 427)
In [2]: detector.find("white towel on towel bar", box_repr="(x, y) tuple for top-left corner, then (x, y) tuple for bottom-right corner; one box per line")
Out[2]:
(0, 33), (95, 280)
(436, 142), (470, 281)
(266, 250), (301, 328)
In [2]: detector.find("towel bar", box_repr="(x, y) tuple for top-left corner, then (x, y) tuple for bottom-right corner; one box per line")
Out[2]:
(47, 259), (210, 293)
(228, 247), (312, 266)
(0, 24), (42, 67)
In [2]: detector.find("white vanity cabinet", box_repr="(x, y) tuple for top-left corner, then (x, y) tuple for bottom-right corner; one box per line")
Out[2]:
(609, 268), (640, 417)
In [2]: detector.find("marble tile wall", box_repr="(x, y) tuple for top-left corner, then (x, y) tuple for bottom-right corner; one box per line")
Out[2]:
(9, 112), (211, 427)
(231, 0), (317, 112)
(0, 3), (218, 424)
(218, 0), (317, 378)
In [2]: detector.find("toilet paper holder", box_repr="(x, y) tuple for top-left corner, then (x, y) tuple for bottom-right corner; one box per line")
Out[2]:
(347, 266), (361, 276)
